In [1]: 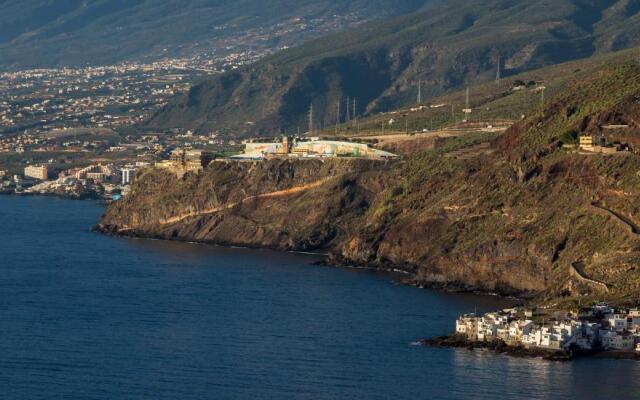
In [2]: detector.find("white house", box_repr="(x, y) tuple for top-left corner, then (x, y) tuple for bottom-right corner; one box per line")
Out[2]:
(456, 315), (478, 339)
(608, 315), (629, 333)
(601, 330), (635, 351)
(508, 320), (533, 341)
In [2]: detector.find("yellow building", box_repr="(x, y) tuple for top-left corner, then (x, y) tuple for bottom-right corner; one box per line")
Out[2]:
(579, 135), (594, 152)
(24, 165), (48, 180)
(579, 135), (619, 154)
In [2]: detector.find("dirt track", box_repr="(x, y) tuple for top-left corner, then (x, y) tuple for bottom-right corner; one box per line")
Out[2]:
(158, 177), (335, 226)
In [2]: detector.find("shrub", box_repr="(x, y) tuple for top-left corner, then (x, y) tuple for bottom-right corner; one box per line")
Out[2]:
(559, 129), (578, 145)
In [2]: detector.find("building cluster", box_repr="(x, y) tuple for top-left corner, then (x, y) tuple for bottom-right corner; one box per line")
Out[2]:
(0, 60), (209, 136)
(57, 163), (144, 186)
(579, 135), (627, 154)
(1, 160), (145, 199)
(234, 137), (399, 160)
(455, 303), (640, 352)
(156, 149), (215, 178)
(0, 133), (41, 153)
(578, 125), (635, 154)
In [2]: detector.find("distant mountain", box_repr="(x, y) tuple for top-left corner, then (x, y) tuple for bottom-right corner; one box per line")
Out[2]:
(0, 0), (432, 70)
(147, 0), (640, 136)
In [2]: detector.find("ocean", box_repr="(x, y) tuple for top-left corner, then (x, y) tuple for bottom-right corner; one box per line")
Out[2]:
(2, 195), (640, 399)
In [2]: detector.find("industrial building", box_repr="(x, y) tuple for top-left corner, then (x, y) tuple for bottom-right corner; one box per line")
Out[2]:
(233, 137), (399, 160)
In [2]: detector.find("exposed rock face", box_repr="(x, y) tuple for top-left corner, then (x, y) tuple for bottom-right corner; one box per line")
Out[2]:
(100, 159), (389, 251)
(101, 65), (640, 306)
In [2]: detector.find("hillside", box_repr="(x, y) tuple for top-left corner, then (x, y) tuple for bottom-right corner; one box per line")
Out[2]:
(340, 46), (640, 135)
(0, 0), (431, 71)
(101, 62), (640, 307)
(147, 0), (640, 136)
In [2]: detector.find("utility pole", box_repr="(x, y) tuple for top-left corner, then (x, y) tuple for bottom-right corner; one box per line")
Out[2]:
(464, 86), (472, 122)
(335, 101), (340, 134)
(496, 54), (501, 83)
(346, 97), (350, 123)
(352, 98), (357, 128)
(308, 104), (314, 134)
(417, 79), (422, 104)
(466, 86), (470, 109)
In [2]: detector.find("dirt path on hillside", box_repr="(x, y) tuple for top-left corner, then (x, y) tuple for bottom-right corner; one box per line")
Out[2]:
(350, 130), (465, 145)
(158, 177), (335, 226)
(570, 261), (610, 292)
(590, 202), (640, 235)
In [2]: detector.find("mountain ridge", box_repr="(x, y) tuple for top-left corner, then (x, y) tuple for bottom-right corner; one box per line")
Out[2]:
(0, 0), (432, 71)
(146, 0), (640, 136)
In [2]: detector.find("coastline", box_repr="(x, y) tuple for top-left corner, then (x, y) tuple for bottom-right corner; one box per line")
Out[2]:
(0, 189), (104, 201)
(93, 222), (531, 301)
(421, 333), (640, 362)
(12, 195), (638, 364)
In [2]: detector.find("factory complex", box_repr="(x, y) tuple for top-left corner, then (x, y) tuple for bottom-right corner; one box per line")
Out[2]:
(231, 137), (399, 160)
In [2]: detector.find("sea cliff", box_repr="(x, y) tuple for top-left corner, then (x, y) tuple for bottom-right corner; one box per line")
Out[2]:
(99, 64), (640, 306)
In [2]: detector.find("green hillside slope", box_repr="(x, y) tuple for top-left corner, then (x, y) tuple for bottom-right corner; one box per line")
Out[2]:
(0, 0), (431, 70)
(346, 46), (640, 135)
(147, 0), (640, 136)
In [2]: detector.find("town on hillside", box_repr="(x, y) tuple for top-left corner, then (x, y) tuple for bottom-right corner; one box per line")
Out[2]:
(453, 303), (640, 355)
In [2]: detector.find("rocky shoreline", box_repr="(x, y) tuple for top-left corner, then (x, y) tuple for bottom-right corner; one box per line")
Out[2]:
(97, 206), (640, 364)
(421, 334), (640, 361)
(1, 190), (103, 201)
(94, 221), (533, 301)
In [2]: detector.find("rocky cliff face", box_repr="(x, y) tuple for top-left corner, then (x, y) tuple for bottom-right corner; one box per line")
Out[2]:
(102, 65), (640, 306)
(100, 158), (390, 251)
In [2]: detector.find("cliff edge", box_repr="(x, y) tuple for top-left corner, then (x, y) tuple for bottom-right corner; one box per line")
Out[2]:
(100, 64), (640, 306)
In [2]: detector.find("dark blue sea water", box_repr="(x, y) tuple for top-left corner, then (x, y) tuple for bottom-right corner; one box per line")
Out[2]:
(2, 196), (640, 399)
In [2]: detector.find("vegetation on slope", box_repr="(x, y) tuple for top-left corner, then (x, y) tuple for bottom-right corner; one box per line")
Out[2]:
(347, 63), (640, 304)
(339, 47), (640, 135)
(0, 0), (431, 70)
(148, 0), (640, 136)
(104, 62), (640, 306)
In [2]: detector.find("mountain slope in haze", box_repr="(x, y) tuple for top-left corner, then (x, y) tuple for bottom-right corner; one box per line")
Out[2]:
(349, 46), (640, 135)
(102, 62), (640, 306)
(147, 0), (640, 136)
(0, 0), (432, 70)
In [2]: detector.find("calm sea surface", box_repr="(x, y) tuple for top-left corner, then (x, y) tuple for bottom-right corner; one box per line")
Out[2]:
(2, 196), (640, 399)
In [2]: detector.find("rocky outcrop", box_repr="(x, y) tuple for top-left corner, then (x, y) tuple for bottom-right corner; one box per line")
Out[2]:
(101, 65), (640, 306)
(99, 158), (390, 252)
